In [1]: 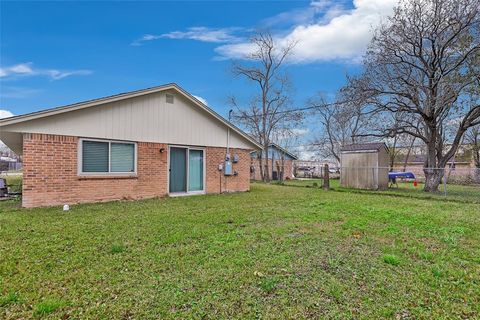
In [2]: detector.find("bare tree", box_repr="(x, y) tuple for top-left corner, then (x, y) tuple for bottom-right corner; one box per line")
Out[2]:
(311, 94), (370, 163)
(399, 134), (418, 172)
(230, 32), (301, 181)
(345, 0), (480, 192)
(386, 117), (422, 171)
(271, 127), (300, 180)
(386, 135), (400, 172)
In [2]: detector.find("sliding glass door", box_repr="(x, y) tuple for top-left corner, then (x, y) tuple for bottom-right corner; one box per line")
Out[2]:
(188, 150), (204, 191)
(169, 147), (204, 194)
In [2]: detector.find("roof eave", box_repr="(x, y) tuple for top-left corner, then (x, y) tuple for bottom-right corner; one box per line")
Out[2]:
(268, 143), (298, 160)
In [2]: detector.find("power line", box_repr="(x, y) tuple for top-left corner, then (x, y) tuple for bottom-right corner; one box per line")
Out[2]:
(230, 101), (340, 119)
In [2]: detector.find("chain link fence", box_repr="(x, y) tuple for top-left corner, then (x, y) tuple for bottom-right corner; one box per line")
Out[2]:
(282, 165), (480, 203)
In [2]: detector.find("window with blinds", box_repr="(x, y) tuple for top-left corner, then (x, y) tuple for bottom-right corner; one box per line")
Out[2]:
(82, 141), (109, 172)
(80, 139), (136, 174)
(111, 143), (135, 172)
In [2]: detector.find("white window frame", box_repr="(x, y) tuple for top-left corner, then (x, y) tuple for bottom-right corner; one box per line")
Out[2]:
(78, 138), (137, 176)
(167, 145), (206, 195)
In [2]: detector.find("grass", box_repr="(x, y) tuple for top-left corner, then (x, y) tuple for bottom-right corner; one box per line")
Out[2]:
(383, 254), (400, 266)
(283, 178), (480, 203)
(33, 299), (65, 317)
(0, 174), (22, 194)
(110, 243), (126, 254)
(0, 291), (19, 307)
(1, 183), (479, 319)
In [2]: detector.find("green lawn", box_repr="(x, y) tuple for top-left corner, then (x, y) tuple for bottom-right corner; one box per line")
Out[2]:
(1, 183), (479, 319)
(0, 174), (22, 194)
(283, 178), (480, 203)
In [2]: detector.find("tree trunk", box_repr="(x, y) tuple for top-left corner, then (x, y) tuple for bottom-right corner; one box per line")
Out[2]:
(475, 168), (480, 184)
(473, 136), (480, 183)
(389, 135), (398, 171)
(423, 168), (444, 192)
(264, 146), (270, 182)
(258, 155), (265, 181)
(423, 125), (441, 192)
(403, 137), (416, 172)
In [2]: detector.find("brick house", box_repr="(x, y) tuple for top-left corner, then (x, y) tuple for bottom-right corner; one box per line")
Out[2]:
(250, 143), (298, 181)
(0, 83), (261, 207)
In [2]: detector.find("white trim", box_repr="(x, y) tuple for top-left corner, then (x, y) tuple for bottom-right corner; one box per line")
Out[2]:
(78, 138), (137, 176)
(167, 145), (206, 196)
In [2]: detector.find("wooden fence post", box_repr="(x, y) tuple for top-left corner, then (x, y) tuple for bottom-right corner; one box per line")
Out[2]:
(323, 164), (330, 190)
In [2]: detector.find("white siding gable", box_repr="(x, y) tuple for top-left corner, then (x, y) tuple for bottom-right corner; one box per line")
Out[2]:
(2, 90), (255, 149)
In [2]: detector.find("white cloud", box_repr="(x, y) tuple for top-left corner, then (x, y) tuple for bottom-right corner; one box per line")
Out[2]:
(274, 128), (309, 140)
(132, 27), (243, 46)
(193, 95), (208, 105)
(131, 34), (163, 45)
(291, 128), (309, 136)
(7, 63), (34, 75)
(0, 63), (35, 78)
(214, 42), (256, 61)
(46, 69), (92, 80)
(0, 62), (92, 80)
(0, 110), (14, 119)
(295, 145), (317, 160)
(131, 1), (397, 63)
(216, 0), (397, 63)
(262, 0), (346, 27)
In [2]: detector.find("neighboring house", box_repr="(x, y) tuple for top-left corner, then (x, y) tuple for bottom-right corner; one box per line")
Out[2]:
(392, 152), (477, 183)
(250, 143), (298, 181)
(0, 83), (261, 207)
(293, 160), (339, 178)
(340, 142), (389, 190)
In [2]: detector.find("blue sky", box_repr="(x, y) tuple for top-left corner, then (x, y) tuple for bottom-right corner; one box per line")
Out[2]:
(0, 0), (396, 135)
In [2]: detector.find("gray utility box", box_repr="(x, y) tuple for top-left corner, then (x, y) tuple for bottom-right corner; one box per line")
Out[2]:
(224, 160), (233, 176)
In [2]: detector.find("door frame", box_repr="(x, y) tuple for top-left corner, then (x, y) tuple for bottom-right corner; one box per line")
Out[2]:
(167, 145), (206, 196)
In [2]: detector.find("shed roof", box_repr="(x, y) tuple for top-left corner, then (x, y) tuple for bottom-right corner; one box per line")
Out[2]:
(340, 142), (387, 152)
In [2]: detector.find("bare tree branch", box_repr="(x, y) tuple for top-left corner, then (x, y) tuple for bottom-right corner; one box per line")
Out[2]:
(230, 32), (301, 181)
(343, 0), (479, 192)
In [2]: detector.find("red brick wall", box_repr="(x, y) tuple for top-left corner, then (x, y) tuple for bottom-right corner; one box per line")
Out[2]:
(206, 147), (251, 193)
(22, 134), (251, 207)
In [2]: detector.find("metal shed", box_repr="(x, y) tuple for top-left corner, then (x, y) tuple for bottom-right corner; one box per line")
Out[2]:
(340, 142), (389, 190)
